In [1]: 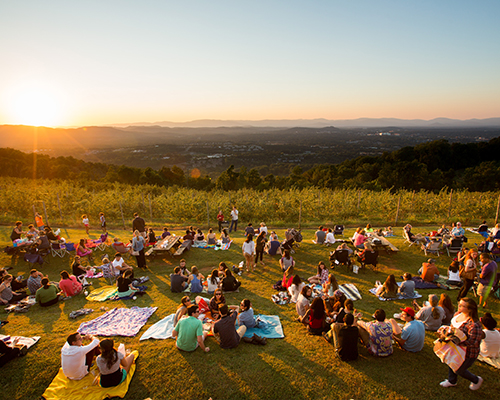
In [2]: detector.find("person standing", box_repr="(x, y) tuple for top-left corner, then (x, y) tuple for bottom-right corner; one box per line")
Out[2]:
(229, 206), (238, 233)
(99, 212), (106, 233)
(35, 212), (45, 231)
(217, 209), (224, 232)
(132, 213), (146, 238)
(477, 253), (498, 308)
(439, 298), (483, 390)
(132, 230), (147, 269)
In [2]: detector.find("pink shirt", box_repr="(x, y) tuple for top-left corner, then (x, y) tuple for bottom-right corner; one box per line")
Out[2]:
(59, 276), (82, 297)
(354, 234), (367, 247)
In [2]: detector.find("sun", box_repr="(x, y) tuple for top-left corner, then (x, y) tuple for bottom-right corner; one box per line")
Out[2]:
(8, 86), (64, 127)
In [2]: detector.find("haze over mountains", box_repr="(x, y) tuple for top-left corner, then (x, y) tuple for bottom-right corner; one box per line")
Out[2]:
(109, 117), (500, 129)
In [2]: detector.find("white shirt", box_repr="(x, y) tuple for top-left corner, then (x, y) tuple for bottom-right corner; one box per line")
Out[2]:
(325, 232), (336, 244)
(61, 338), (100, 380)
(111, 258), (125, 276)
(242, 241), (255, 255)
(288, 282), (305, 303)
(231, 209), (238, 220)
(481, 329), (500, 358)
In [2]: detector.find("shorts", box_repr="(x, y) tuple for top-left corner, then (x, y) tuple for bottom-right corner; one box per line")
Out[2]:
(476, 283), (490, 297)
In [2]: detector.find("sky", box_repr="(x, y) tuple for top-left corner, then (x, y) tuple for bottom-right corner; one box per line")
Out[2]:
(0, 0), (499, 127)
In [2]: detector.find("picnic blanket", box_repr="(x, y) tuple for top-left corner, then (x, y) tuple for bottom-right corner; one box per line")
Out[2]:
(410, 276), (456, 290)
(86, 286), (118, 302)
(42, 350), (138, 400)
(192, 241), (216, 249)
(78, 307), (157, 337)
(140, 314), (176, 340)
(242, 315), (284, 339)
(369, 287), (422, 301)
(214, 240), (232, 250)
(0, 334), (40, 349)
(478, 354), (500, 369)
(338, 284), (362, 301)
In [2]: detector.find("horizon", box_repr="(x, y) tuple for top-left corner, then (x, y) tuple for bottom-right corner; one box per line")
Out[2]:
(1, 1), (499, 128)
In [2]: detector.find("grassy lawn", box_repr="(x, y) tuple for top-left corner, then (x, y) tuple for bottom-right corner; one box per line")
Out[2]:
(1, 225), (498, 400)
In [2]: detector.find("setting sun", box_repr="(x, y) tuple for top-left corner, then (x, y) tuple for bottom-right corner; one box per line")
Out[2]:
(8, 86), (64, 127)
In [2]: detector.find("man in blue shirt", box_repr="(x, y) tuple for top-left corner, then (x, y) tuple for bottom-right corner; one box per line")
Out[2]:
(389, 307), (425, 352)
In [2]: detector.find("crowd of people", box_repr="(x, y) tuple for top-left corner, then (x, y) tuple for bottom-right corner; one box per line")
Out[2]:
(1, 215), (500, 395)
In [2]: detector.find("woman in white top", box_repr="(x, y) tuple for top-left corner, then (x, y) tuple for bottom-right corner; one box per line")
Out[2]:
(480, 313), (500, 358)
(242, 234), (255, 272)
(206, 269), (220, 294)
(446, 261), (462, 286)
(259, 222), (268, 235)
(288, 275), (305, 303)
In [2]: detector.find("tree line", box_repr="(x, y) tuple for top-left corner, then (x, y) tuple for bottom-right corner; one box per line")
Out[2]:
(1, 136), (499, 192)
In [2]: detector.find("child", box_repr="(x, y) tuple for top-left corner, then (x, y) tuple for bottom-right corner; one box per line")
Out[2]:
(446, 261), (462, 286)
(82, 214), (90, 235)
(99, 212), (106, 233)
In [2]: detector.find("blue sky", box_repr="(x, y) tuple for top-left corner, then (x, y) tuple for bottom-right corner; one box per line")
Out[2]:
(0, 0), (499, 126)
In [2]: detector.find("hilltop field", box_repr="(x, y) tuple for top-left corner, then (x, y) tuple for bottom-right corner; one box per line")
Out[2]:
(1, 225), (498, 400)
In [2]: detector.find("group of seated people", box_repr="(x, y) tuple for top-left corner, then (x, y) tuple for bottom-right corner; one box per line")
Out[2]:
(170, 260), (241, 294)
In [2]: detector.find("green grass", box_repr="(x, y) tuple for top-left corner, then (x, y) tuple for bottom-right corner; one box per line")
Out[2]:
(1, 225), (498, 400)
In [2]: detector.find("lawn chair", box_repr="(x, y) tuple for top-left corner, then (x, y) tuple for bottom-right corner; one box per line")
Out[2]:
(112, 242), (132, 260)
(446, 238), (463, 257)
(101, 262), (116, 285)
(403, 229), (416, 247)
(51, 241), (69, 258)
(422, 240), (441, 257)
(359, 250), (379, 271)
(329, 249), (352, 271)
(334, 225), (345, 237)
(94, 233), (109, 251)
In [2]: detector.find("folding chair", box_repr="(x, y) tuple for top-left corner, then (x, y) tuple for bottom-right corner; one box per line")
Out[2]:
(51, 241), (68, 258)
(446, 238), (463, 257)
(329, 249), (352, 271)
(422, 240), (441, 257)
(403, 229), (416, 247)
(334, 225), (345, 237)
(359, 250), (379, 271)
(95, 233), (110, 251)
(101, 262), (116, 285)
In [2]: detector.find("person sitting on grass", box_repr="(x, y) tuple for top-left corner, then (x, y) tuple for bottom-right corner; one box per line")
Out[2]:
(296, 286), (312, 322)
(0, 269), (27, 292)
(61, 332), (100, 380)
(213, 304), (247, 349)
(308, 261), (329, 285)
(238, 299), (265, 331)
(0, 274), (28, 305)
(288, 275), (305, 303)
(327, 313), (359, 362)
(447, 261), (462, 286)
(27, 268), (44, 295)
(324, 228), (336, 246)
(357, 308), (393, 357)
(439, 293), (455, 326)
(194, 229), (205, 243)
(59, 270), (83, 298)
(217, 262), (228, 278)
(209, 288), (226, 320)
(221, 269), (241, 292)
(76, 238), (93, 262)
(111, 253), (134, 279)
(187, 266), (204, 293)
(96, 339), (136, 388)
(35, 278), (60, 307)
(388, 307), (425, 352)
(412, 294), (445, 331)
(398, 273), (416, 298)
(220, 228), (230, 244)
(334, 299), (355, 324)
(479, 312), (500, 358)
(170, 266), (188, 293)
(323, 273), (339, 297)
(173, 296), (192, 327)
(172, 304), (209, 353)
(206, 228), (217, 245)
(279, 250), (295, 273)
(282, 266), (295, 290)
(265, 233), (281, 256)
(375, 274), (398, 299)
(117, 270), (144, 298)
(301, 297), (327, 335)
(314, 226), (326, 244)
(206, 269), (220, 295)
(419, 258), (439, 283)
(244, 223), (255, 237)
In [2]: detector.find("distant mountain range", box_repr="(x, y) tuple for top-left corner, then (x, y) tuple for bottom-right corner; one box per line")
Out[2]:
(108, 117), (500, 128)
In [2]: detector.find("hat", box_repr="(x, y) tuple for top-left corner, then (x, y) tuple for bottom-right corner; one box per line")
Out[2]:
(427, 258), (435, 264)
(480, 312), (497, 330)
(400, 307), (415, 318)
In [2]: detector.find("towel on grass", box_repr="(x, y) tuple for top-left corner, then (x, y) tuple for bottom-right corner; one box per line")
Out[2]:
(369, 287), (422, 301)
(140, 314), (175, 341)
(411, 276), (455, 290)
(86, 286), (118, 302)
(478, 354), (500, 369)
(0, 334), (40, 349)
(42, 351), (138, 400)
(78, 307), (157, 337)
(192, 241), (216, 249)
(214, 240), (232, 250)
(339, 284), (362, 301)
(242, 315), (284, 339)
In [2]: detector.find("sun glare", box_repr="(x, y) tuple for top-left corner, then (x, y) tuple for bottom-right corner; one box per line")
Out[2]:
(9, 87), (64, 127)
